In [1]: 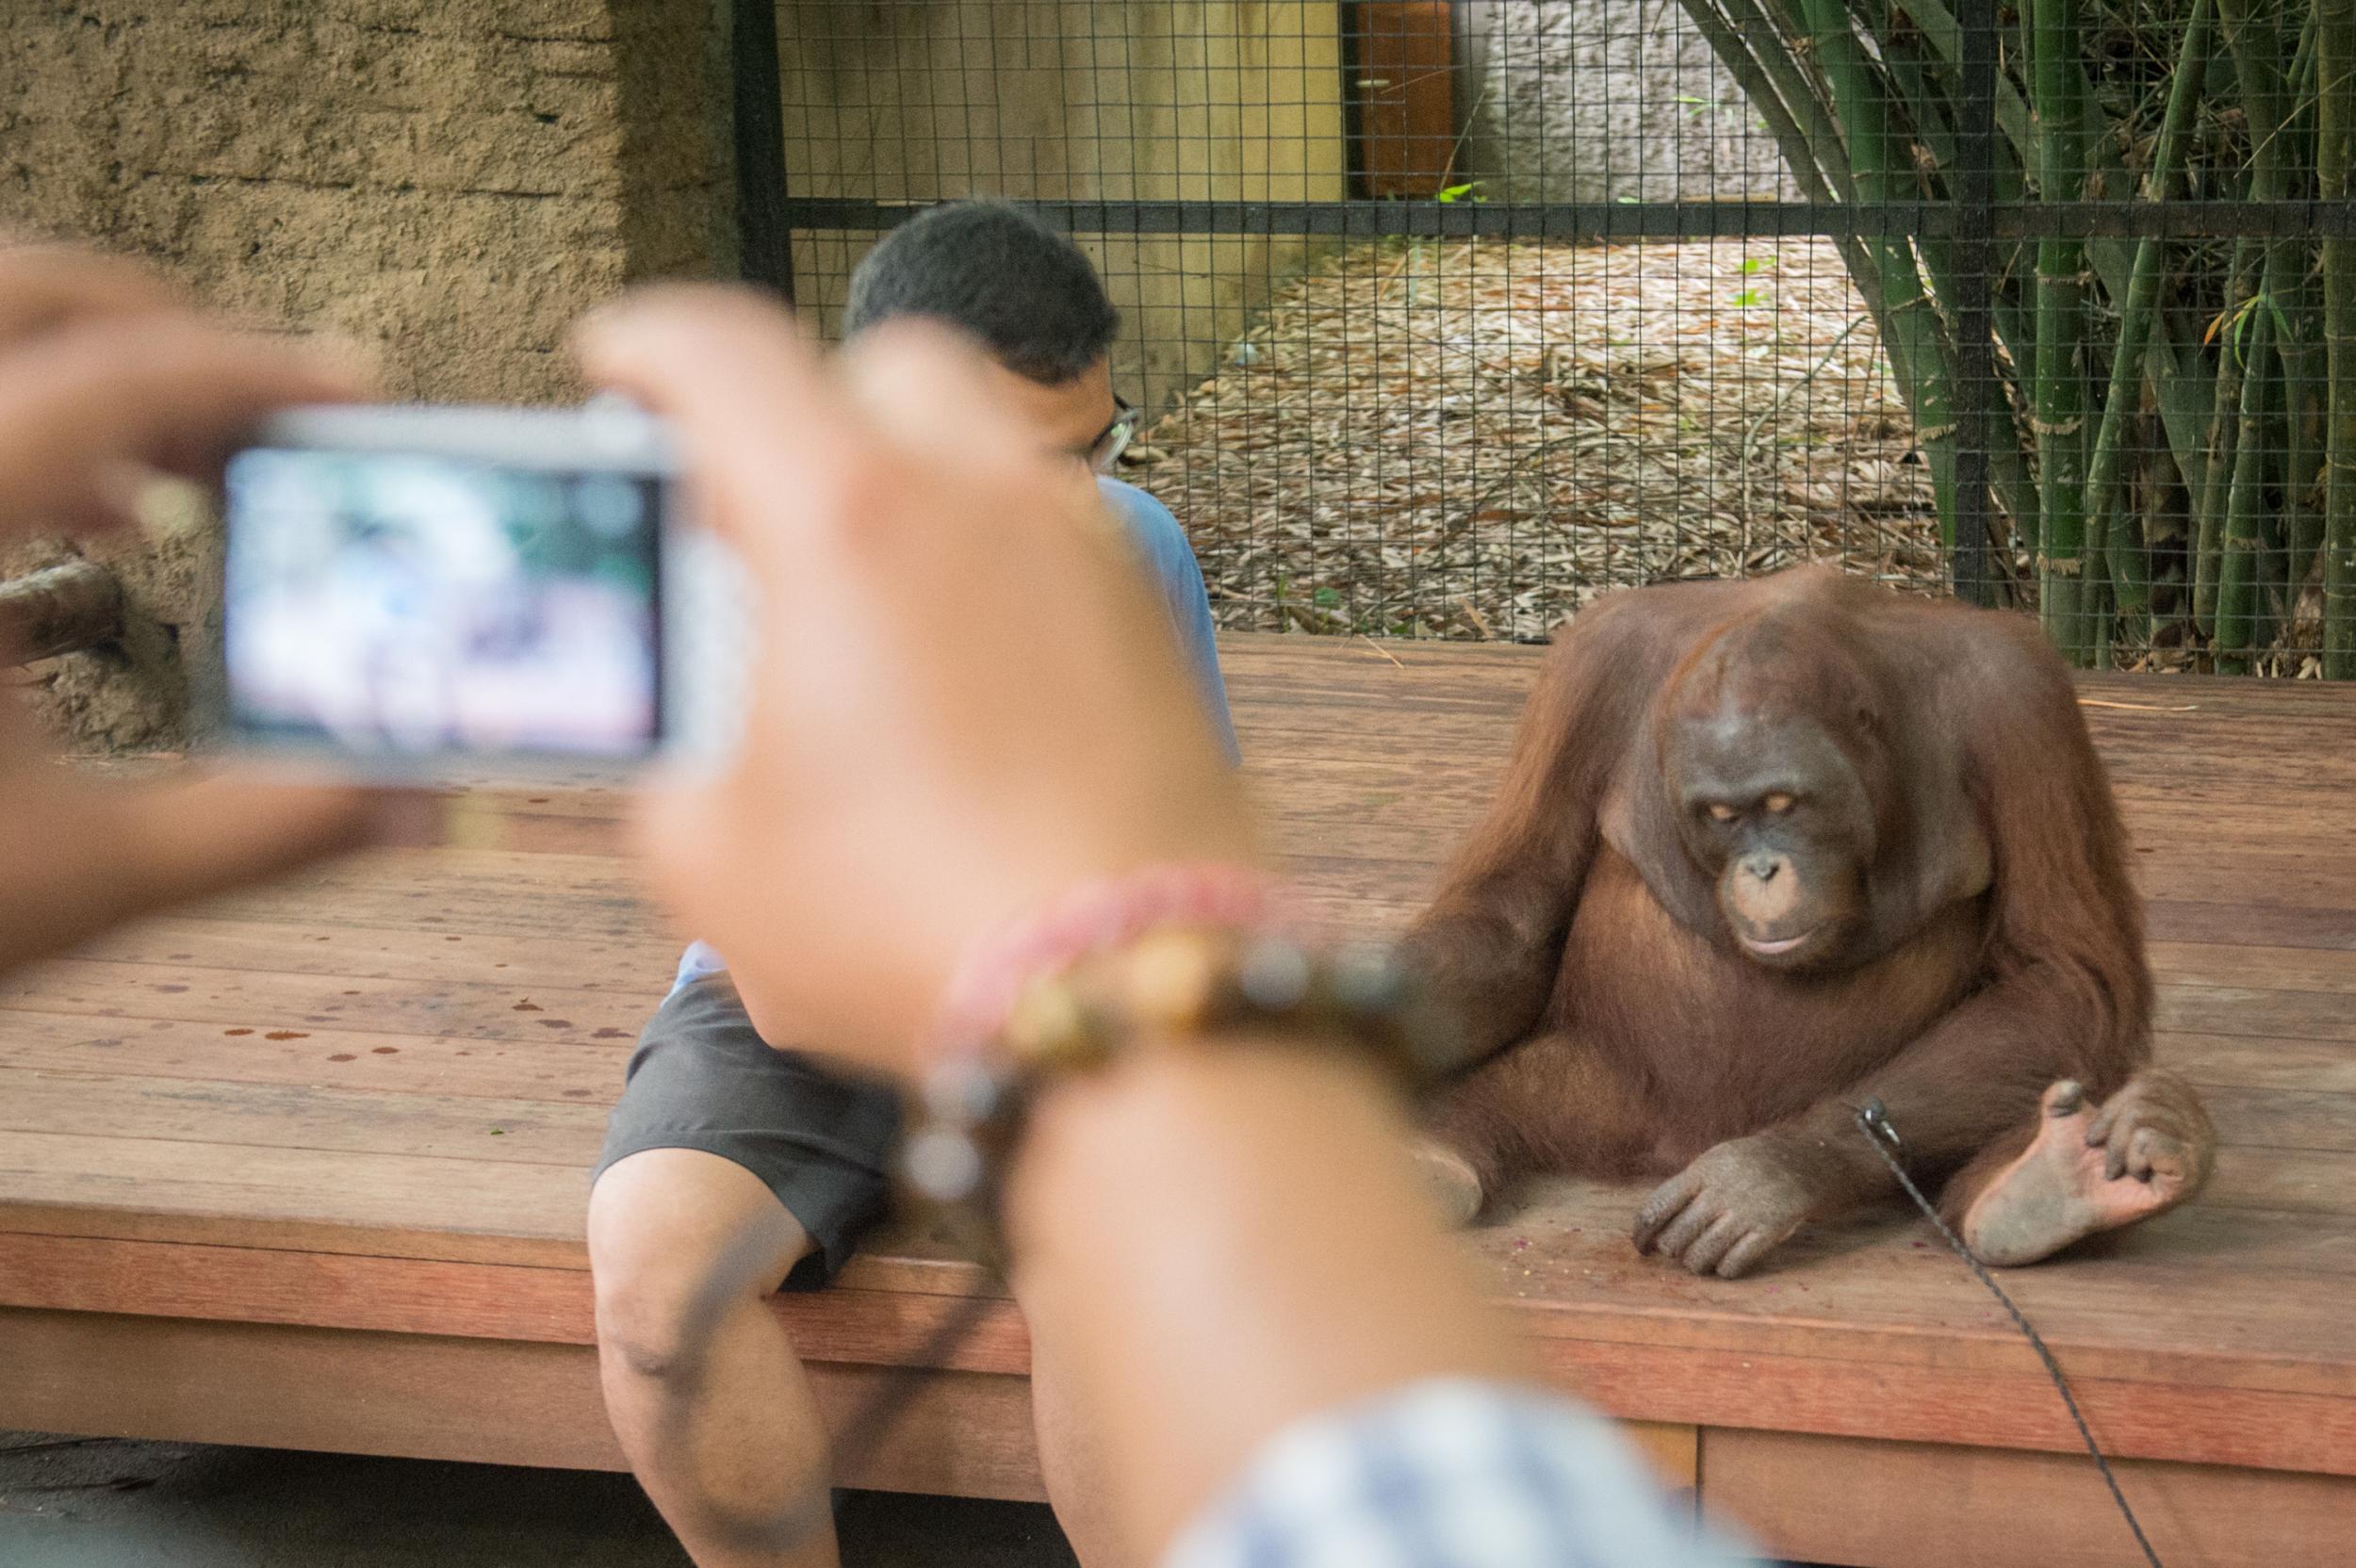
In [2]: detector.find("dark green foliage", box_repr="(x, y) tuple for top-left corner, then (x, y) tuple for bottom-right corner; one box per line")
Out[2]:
(1682, 0), (2355, 672)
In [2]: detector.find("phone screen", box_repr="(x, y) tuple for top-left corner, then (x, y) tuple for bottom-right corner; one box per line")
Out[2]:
(222, 447), (663, 760)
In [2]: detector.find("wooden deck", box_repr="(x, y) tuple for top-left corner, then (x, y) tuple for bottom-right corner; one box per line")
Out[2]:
(2, 631), (2353, 1565)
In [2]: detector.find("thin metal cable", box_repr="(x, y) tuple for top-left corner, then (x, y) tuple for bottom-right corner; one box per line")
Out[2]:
(761, 1102), (2171, 1567)
(1853, 1099), (2164, 1568)
(826, 1282), (1001, 1477)
(694, 1222), (1001, 1555)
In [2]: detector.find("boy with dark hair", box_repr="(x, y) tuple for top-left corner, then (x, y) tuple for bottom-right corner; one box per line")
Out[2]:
(587, 202), (1232, 1568)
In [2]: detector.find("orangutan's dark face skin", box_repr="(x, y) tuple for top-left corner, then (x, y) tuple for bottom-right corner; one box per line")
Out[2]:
(1668, 702), (1879, 973)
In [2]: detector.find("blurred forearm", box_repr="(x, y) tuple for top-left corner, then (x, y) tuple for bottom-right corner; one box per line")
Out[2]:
(1005, 1038), (1530, 1560)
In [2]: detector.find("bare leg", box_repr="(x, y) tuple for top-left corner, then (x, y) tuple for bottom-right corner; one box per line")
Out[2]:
(1415, 1031), (1659, 1227)
(1018, 1268), (1131, 1568)
(589, 1148), (838, 1568)
(1951, 1070), (2217, 1267)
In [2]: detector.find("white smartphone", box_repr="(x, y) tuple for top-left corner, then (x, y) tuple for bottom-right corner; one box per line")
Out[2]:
(218, 402), (746, 777)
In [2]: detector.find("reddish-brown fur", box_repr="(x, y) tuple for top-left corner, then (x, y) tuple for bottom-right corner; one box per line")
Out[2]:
(1401, 568), (2161, 1258)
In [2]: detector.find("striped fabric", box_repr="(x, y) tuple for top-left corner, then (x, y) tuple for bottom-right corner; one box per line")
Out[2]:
(1164, 1380), (1756, 1568)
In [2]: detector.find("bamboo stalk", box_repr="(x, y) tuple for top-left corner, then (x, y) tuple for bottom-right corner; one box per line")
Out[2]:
(1892, 0), (2037, 168)
(2030, 0), (2095, 662)
(2216, 306), (2278, 674)
(1676, 0), (1889, 315)
(2281, 18), (2328, 601)
(2144, 430), (2190, 655)
(2195, 243), (2260, 635)
(2260, 355), (2293, 642)
(1793, 0), (1963, 538)
(1681, 0), (2013, 585)
(2324, 0), (2356, 676)
(2074, 41), (2223, 513)
(2082, 0), (2216, 633)
(1855, 0), (2047, 544)
(2220, 0), (2307, 663)
(1712, 0), (1862, 201)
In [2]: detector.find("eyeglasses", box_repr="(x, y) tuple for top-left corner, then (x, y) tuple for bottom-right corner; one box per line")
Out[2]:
(1083, 396), (1140, 474)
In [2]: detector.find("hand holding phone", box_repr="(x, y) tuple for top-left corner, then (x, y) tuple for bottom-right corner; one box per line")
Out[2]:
(221, 402), (741, 774)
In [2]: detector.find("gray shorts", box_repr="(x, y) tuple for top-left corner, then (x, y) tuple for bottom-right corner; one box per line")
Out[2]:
(593, 972), (903, 1291)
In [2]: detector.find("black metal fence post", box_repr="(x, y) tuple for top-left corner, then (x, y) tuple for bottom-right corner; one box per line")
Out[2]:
(730, 0), (794, 302)
(1950, 0), (2001, 607)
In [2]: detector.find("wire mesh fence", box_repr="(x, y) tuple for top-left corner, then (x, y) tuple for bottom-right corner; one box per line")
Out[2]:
(759, 0), (2356, 675)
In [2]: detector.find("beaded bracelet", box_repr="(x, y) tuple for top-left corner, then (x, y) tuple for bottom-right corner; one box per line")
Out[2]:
(899, 865), (1459, 1249)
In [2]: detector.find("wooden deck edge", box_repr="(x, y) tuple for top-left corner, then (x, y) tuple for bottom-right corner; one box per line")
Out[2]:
(0, 1305), (1710, 1511)
(1706, 1429), (2356, 1568)
(8, 1302), (2346, 1568)
(1, 1228), (2348, 1478)
(0, 1304), (1048, 1500)
(1536, 1333), (2354, 1478)
(1, 1224), (2337, 1391)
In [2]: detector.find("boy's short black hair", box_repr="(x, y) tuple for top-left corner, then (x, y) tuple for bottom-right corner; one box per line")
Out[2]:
(841, 201), (1119, 385)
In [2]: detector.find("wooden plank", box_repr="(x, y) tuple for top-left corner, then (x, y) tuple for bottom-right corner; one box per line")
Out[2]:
(0, 1306), (1047, 1500)
(1702, 1429), (2356, 1568)
(0, 1227), (2342, 1480)
(0, 1129), (588, 1266)
(1625, 1422), (1699, 1511)
(0, 1231), (600, 1346)
(4, 958), (656, 1046)
(0, 1010), (634, 1107)
(65, 916), (679, 992)
(7, 1054), (2325, 1198)
(0, 1068), (611, 1168)
(0, 1306), (1704, 1511)
(4, 632), (2356, 1502)
(0, 1306), (625, 1472)
(2145, 900), (2356, 951)
(2149, 942), (2356, 994)
(2160, 983), (2356, 1043)
(2157, 1030), (2356, 1093)
(175, 850), (664, 941)
(0, 1231), (1018, 1361)
(7, 1194), (2352, 1442)
(1544, 1332), (2354, 1478)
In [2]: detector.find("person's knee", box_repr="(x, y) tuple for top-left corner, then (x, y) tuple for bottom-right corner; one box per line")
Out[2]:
(587, 1149), (809, 1387)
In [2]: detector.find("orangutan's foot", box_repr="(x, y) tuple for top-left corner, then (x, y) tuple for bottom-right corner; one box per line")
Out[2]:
(1961, 1073), (2215, 1267)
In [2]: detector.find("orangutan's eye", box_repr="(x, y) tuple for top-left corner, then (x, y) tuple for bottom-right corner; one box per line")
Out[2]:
(1707, 803), (1739, 823)
(1764, 792), (1796, 814)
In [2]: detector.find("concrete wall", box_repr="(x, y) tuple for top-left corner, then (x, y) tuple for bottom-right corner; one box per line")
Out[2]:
(774, 1), (1349, 414)
(1, 0), (732, 748)
(1450, 0), (1792, 203)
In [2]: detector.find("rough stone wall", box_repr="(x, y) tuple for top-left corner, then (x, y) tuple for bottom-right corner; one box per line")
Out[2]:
(1450, 0), (1792, 203)
(1, 0), (731, 749)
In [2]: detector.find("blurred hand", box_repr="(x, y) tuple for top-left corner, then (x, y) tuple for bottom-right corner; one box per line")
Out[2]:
(0, 242), (399, 975)
(581, 288), (1258, 1072)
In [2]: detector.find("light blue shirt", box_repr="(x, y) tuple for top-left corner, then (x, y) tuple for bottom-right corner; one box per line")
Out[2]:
(671, 476), (1236, 994)
(1167, 1379), (1756, 1567)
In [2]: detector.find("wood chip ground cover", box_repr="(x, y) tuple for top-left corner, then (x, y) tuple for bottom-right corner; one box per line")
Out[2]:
(1128, 237), (1939, 641)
